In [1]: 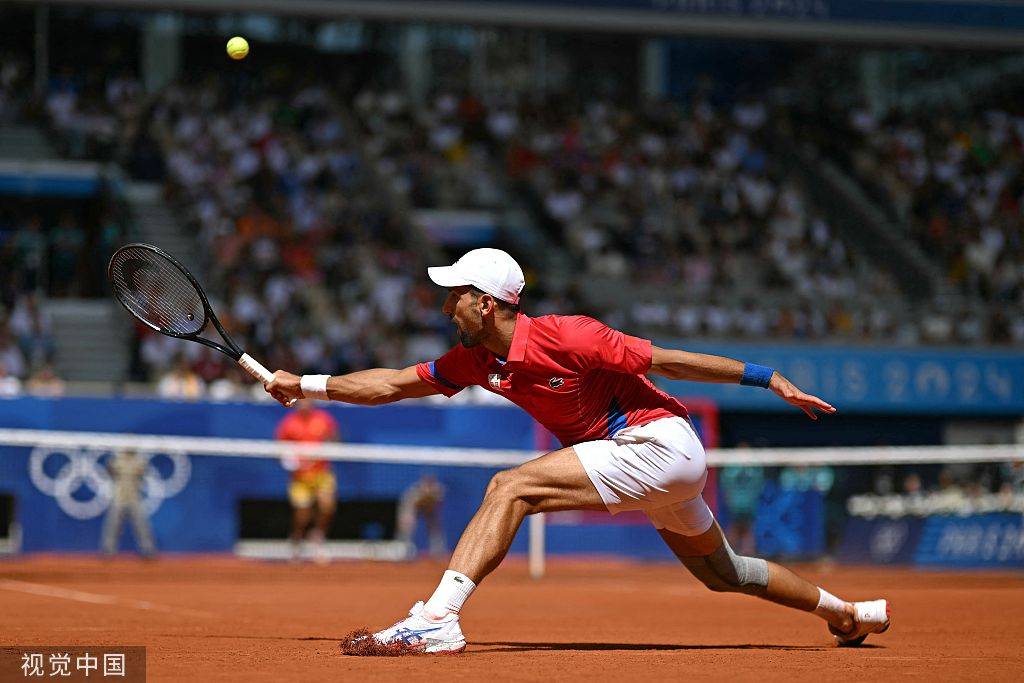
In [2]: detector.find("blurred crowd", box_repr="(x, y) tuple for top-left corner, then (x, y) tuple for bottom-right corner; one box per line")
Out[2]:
(352, 86), (1024, 345)
(137, 79), (894, 392)
(0, 203), (119, 391)
(518, 96), (875, 295)
(126, 76), (455, 392)
(847, 460), (1024, 517)
(356, 84), (1023, 346)
(0, 290), (62, 397)
(0, 53), (31, 124)
(1, 47), (1022, 396)
(43, 64), (144, 162)
(831, 101), (1024, 345)
(0, 50), (129, 391)
(1, 206), (120, 297)
(354, 89), (506, 210)
(844, 105), (1024, 338)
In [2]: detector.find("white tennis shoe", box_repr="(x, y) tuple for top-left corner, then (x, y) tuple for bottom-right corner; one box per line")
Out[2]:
(830, 599), (891, 646)
(365, 601), (466, 654)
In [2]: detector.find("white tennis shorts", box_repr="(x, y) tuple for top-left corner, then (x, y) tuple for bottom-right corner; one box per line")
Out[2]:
(573, 416), (713, 536)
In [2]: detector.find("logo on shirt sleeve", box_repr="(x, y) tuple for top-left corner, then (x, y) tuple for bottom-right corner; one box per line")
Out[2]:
(548, 377), (565, 389)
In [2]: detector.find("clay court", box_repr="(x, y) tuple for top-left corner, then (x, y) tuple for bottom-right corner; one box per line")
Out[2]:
(1, 556), (1021, 681)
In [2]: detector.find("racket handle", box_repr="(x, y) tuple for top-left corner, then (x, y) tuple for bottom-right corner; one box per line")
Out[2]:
(238, 353), (296, 407)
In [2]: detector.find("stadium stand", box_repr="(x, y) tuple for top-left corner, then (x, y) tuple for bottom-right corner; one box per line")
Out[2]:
(785, 54), (1024, 347)
(1, 38), (1021, 392)
(841, 105), (1024, 344)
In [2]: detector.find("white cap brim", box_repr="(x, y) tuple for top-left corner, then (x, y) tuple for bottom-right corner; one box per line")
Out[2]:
(427, 265), (470, 288)
(427, 248), (524, 304)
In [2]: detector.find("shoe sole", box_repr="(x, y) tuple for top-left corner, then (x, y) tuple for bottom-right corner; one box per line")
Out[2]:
(423, 643), (467, 655)
(396, 637), (467, 656)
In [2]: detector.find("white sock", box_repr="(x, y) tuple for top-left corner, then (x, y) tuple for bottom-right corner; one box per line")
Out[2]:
(814, 587), (850, 622)
(423, 570), (476, 619)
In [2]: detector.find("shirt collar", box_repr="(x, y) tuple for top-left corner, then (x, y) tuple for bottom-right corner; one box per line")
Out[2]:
(504, 312), (532, 364)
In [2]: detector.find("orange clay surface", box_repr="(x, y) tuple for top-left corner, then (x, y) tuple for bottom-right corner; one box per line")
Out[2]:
(1, 555), (1022, 681)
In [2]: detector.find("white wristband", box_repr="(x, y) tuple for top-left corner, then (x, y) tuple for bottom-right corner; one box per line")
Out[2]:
(300, 374), (330, 401)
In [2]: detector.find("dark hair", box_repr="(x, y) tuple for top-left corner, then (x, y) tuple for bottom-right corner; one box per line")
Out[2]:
(468, 286), (520, 315)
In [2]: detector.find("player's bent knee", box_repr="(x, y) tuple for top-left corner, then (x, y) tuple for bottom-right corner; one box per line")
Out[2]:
(485, 468), (526, 500)
(484, 467), (549, 514)
(486, 469), (510, 494)
(681, 539), (770, 596)
(648, 497), (769, 595)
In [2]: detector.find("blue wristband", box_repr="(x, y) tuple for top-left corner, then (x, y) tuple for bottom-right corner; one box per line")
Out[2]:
(740, 363), (774, 388)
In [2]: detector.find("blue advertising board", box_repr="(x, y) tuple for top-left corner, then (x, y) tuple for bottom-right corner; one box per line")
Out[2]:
(0, 396), (537, 446)
(916, 514), (1024, 569)
(657, 342), (1024, 415)
(0, 398), (538, 553)
(753, 482), (825, 559)
(837, 514), (1024, 569)
(836, 517), (924, 565)
(0, 446), (508, 553)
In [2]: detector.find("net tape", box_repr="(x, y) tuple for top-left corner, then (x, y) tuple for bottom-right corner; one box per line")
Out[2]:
(0, 429), (1020, 468)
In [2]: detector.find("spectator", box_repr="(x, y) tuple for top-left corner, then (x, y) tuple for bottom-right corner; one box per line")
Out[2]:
(13, 216), (46, 293)
(0, 324), (26, 379)
(0, 361), (21, 397)
(207, 374), (245, 402)
(8, 293), (54, 367)
(25, 362), (65, 397)
(156, 356), (205, 399)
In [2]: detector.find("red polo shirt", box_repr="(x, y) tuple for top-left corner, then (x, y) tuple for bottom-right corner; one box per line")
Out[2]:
(416, 313), (689, 447)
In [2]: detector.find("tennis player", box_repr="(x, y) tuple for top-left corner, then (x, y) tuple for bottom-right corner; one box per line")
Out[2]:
(266, 248), (890, 654)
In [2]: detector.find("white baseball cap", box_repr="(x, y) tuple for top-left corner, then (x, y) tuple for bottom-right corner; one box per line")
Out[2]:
(427, 248), (525, 304)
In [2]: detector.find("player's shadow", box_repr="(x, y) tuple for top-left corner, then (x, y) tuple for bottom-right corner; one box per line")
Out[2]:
(163, 634), (881, 653)
(158, 634), (341, 642)
(472, 641), (880, 653)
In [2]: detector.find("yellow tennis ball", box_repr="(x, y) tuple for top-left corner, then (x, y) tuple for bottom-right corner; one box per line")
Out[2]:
(226, 36), (249, 60)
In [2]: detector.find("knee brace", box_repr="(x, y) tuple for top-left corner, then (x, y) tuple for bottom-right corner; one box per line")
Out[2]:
(681, 537), (769, 595)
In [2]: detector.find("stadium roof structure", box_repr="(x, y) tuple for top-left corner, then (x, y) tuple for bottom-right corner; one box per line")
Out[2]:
(13, 0), (1024, 49)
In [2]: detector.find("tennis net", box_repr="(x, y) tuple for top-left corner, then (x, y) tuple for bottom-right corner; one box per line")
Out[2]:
(0, 428), (1021, 572)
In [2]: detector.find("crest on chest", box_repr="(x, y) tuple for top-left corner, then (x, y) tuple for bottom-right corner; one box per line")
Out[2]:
(488, 373), (513, 391)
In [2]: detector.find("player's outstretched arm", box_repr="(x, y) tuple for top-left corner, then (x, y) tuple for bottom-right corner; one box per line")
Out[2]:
(649, 346), (836, 420)
(265, 365), (439, 407)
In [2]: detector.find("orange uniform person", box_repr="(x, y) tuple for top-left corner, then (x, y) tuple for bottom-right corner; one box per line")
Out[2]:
(275, 400), (339, 562)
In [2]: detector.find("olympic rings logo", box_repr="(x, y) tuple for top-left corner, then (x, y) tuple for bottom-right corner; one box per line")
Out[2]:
(29, 447), (191, 520)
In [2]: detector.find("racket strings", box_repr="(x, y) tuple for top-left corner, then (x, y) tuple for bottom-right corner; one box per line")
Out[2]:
(109, 247), (206, 336)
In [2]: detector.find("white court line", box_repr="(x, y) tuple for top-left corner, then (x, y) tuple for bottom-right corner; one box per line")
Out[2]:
(0, 579), (214, 618)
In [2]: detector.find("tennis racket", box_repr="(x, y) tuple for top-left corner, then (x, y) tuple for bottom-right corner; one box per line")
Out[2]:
(108, 242), (293, 405)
